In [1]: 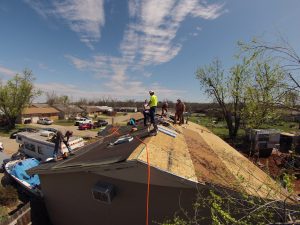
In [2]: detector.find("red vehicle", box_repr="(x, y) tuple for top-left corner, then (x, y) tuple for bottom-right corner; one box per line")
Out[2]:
(78, 123), (94, 130)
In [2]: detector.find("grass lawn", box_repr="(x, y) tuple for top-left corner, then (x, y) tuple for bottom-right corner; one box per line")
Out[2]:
(53, 120), (75, 126)
(189, 114), (299, 141)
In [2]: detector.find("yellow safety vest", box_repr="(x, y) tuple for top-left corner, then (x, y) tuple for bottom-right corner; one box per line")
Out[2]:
(149, 95), (158, 107)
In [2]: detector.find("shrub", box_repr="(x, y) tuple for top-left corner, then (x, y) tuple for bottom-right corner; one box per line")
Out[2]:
(0, 185), (18, 206)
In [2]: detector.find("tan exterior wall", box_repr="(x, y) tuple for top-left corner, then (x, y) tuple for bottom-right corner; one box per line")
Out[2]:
(39, 171), (205, 225)
(18, 114), (59, 124)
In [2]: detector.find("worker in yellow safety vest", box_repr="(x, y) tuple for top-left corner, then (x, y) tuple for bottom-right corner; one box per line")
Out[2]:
(147, 90), (158, 134)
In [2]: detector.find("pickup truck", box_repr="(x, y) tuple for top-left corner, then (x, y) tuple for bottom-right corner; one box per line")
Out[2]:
(74, 118), (92, 126)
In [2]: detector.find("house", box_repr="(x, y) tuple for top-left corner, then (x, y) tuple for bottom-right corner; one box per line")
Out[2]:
(28, 123), (295, 225)
(80, 106), (103, 118)
(18, 106), (59, 124)
(53, 104), (84, 120)
(96, 106), (113, 113)
(114, 106), (138, 113)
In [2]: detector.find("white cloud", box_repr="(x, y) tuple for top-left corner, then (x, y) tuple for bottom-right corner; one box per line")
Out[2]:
(122, 0), (225, 66)
(24, 0), (105, 48)
(0, 66), (17, 77)
(65, 0), (225, 99)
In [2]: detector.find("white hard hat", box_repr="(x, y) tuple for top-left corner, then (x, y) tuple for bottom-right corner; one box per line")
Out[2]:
(149, 90), (154, 94)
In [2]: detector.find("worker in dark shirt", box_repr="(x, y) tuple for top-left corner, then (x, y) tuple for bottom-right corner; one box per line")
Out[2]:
(53, 130), (64, 159)
(161, 102), (168, 117)
(175, 99), (186, 125)
(53, 130), (74, 160)
(63, 131), (74, 155)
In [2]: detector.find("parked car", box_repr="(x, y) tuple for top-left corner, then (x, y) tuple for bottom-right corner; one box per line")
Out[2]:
(74, 118), (92, 126)
(78, 123), (94, 130)
(41, 127), (57, 133)
(10, 127), (38, 139)
(93, 119), (108, 128)
(37, 117), (53, 125)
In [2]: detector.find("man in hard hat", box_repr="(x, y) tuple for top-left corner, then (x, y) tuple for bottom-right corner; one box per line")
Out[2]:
(148, 90), (158, 134)
(175, 99), (185, 125)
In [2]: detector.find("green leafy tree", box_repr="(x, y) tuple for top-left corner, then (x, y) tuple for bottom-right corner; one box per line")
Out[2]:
(242, 60), (287, 128)
(195, 58), (249, 140)
(196, 47), (292, 138)
(0, 69), (40, 129)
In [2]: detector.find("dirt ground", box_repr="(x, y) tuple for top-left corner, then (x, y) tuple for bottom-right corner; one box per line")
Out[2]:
(0, 136), (20, 156)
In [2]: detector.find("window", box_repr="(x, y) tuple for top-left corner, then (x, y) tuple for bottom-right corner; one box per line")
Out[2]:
(24, 142), (35, 152)
(37, 146), (43, 155)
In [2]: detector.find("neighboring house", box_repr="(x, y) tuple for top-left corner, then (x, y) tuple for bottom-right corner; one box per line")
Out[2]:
(114, 106), (137, 113)
(18, 106), (59, 124)
(53, 104), (84, 120)
(95, 106), (113, 113)
(28, 123), (294, 225)
(81, 106), (103, 118)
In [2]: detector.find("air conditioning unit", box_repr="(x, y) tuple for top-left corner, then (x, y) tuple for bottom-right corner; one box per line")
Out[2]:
(92, 182), (115, 204)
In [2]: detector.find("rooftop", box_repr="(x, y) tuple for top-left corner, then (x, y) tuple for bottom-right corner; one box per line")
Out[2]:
(28, 122), (296, 202)
(23, 106), (59, 115)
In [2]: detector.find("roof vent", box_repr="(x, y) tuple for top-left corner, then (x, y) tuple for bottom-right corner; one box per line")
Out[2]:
(92, 182), (115, 204)
(109, 135), (133, 146)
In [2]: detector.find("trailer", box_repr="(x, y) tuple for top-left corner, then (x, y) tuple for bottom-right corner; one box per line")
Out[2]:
(16, 131), (85, 161)
(248, 129), (280, 157)
(280, 132), (300, 154)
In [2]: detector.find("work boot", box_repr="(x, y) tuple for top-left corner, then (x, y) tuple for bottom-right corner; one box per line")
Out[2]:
(52, 157), (58, 162)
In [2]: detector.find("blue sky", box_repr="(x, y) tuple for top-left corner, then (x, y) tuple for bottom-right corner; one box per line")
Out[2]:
(0, 0), (300, 102)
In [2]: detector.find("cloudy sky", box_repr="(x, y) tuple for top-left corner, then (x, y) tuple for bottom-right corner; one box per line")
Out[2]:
(0, 0), (300, 102)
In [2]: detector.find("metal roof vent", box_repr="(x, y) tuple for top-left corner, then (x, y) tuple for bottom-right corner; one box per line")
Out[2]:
(92, 182), (115, 204)
(109, 135), (133, 146)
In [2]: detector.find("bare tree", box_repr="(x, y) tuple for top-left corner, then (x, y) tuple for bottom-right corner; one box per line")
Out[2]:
(238, 36), (300, 93)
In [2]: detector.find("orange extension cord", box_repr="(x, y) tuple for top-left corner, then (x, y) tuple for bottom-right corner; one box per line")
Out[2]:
(135, 136), (151, 225)
(107, 126), (151, 225)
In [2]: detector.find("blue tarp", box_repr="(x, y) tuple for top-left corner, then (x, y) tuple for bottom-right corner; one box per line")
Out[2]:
(11, 158), (40, 187)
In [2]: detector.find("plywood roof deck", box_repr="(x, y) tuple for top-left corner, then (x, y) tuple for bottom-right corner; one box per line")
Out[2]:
(128, 127), (197, 182)
(129, 122), (295, 202)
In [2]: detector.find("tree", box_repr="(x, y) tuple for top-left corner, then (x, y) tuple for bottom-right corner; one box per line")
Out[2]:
(45, 91), (58, 106)
(196, 50), (292, 139)
(0, 69), (40, 129)
(238, 37), (300, 97)
(242, 60), (288, 128)
(195, 58), (248, 140)
(46, 92), (70, 106)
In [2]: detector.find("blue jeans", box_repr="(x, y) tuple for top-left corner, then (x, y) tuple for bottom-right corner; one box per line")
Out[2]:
(53, 141), (60, 158)
(150, 107), (157, 130)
